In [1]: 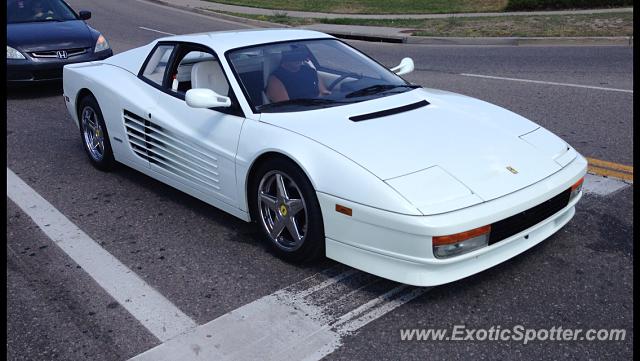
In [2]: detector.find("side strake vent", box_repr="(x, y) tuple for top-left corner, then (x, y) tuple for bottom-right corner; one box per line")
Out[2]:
(123, 110), (220, 191)
(349, 100), (429, 122)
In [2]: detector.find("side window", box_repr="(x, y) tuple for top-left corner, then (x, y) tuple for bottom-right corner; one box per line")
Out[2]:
(141, 45), (175, 86)
(170, 49), (230, 97)
(228, 49), (266, 107)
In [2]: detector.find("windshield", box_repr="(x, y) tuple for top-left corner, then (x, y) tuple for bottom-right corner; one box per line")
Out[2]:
(7, 0), (78, 24)
(227, 39), (419, 113)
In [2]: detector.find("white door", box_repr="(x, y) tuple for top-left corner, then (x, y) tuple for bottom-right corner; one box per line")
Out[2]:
(136, 44), (245, 208)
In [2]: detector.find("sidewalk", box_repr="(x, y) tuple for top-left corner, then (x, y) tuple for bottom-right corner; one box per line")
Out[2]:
(147, 0), (634, 45)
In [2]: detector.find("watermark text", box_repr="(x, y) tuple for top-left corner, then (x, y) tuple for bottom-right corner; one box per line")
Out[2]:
(400, 325), (626, 344)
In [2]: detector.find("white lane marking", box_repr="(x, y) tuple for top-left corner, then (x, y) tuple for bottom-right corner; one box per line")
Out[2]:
(130, 270), (430, 361)
(332, 284), (410, 330)
(139, 26), (177, 36)
(460, 73), (633, 93)
(272, 285), (429, 361)
(582, 173), (630, 196)
(7, 164), (426, 359)
(323, 278), (382, 308)
(295, 269), (360, 298)
(131, 291), (338, 361)
(336, 287), (429, 335)
(6, 168), (197, 342)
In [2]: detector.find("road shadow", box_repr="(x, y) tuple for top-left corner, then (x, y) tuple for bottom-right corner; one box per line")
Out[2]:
(111, 165), (259, 236)
(7, 81), (63, 100)
(106, 164), (333, 267)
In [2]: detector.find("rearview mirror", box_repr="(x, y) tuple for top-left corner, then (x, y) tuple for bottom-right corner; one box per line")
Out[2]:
(390, 57), (414, 76)
(79, 11), (91, 20)
(185, 88), (232, 108)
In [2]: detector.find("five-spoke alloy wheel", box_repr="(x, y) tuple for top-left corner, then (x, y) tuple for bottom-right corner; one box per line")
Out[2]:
(258, 171), (308, 252)
(251, 158), (325, 262)
(78, 95), (115, 171)
(82, 105), (106, 162)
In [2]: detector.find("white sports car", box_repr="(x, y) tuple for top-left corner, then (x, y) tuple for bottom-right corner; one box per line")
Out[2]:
(63, 29), (586, 286)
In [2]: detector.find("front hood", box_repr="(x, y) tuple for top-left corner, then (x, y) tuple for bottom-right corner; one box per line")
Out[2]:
(8, 20), (93, 51)
(260, 88), (566, 204)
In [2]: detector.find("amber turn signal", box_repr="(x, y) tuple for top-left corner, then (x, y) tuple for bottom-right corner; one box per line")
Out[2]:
(335, 204), (352, 216)
(432, 225), (492, 246)
(571, 177), (584, 191)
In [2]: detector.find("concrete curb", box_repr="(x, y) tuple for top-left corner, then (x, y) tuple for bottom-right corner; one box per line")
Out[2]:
(142, 0), (634, 46)
(406, 35), (634, 46)
(304, 30), (405, 43)
(314, 30), (633, 46)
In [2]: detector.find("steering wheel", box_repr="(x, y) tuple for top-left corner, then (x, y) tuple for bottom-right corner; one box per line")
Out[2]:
(327, 74), (350, 91)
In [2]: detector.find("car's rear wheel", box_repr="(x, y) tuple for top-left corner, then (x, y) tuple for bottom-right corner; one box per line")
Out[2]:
(78, 95), (115, 171)
(250, 158), (325, 262)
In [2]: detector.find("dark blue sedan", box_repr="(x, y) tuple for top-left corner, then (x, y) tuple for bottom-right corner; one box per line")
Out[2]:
(7, 0), (113, 82)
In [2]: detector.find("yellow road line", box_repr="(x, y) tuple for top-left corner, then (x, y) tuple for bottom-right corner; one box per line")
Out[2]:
(588, 165), (634, 182)
(586, 157), (633, 173)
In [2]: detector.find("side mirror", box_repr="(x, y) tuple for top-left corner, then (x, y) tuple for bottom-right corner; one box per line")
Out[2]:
(186, 88), (232, 108)
(79, 11), (91, 20)
(390, 57), (414, 76)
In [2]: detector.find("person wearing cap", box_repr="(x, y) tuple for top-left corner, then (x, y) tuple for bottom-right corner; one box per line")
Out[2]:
(266, 48), (330, 103)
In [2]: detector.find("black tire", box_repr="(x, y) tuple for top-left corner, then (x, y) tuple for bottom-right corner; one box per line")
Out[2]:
(249, 157), (325, 263)
(78, 94), (116, 171)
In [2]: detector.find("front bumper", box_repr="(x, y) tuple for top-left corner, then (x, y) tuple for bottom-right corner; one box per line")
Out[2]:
(7, 49), (112, 82)
(318, 154), (587, 287)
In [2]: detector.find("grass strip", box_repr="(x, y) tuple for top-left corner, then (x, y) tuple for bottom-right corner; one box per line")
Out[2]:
(216, 11), (633, 37)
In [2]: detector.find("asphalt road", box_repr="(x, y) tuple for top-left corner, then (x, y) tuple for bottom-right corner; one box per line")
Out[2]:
(6, 0), (634, 360)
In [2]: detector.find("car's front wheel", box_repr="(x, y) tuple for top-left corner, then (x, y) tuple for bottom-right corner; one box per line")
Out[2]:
(250, 158), (325, 262)
(78, 95), (116, 171)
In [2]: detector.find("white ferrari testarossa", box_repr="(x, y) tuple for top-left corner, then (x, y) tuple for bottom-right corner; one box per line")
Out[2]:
(63, 29), (587, 286)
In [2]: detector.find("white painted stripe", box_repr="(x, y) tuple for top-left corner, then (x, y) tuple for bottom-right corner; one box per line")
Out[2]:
(323, 278), (382, 308)
(582, 173), (630, 196)
(129, 292), (338, 361)
(460, 73), (633, 93)
(6, 168), (197, 342)
(7, 165), (429, 359)
(331, 285), (409, 329)
(336, 287), (429, 334)
(139, 26), (177, 36)
(271, 285), (429, 361)
(294, 269), (360, 298)
(130, 269), (430, 361)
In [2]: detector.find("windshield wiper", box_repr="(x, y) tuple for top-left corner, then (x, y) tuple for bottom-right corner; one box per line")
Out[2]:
(257, 98), (344, 111)
(345, 84), (421, 98)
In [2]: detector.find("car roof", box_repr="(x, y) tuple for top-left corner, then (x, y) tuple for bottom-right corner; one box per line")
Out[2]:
(155, 28), (335, 52)
(100, 29), (335, 77)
